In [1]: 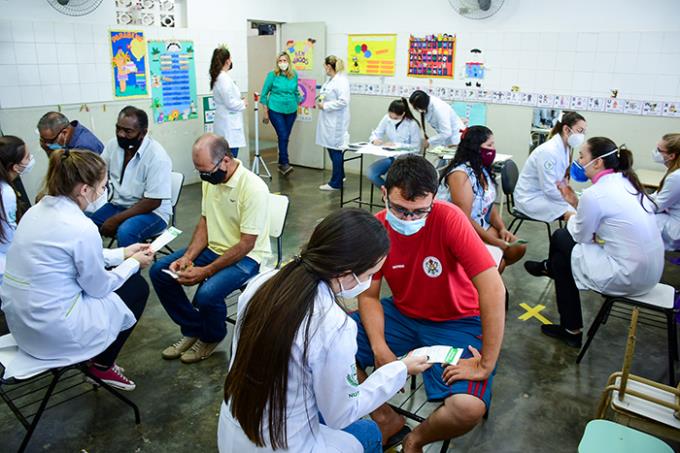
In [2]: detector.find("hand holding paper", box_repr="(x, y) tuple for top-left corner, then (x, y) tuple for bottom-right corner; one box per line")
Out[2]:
(149, 227), (182, 253)
(411, 345), (463, 365)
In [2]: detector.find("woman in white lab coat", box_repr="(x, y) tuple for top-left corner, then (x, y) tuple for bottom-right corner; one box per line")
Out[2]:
(651, 133), (680, 250)
(513, 111), (587, 222)
(316, 56), (350, 191)
(0, 136), (34, 284)
(0, 149), (154, 389)
(524, 138), (663, 347)
(408, 90), (465, 150)
(219, 208), (430, 453)
(210, 46), (247, 158)
(367, 98), (422, 188)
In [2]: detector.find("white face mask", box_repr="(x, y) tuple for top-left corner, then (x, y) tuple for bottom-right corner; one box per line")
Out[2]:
(388, 117), (403, 126)
(336, 273), (372, 299)
(17, 155), (35, 175)
(84, 187), (108, 214)
(652, 148), (667, 164)
(278, 62), (289, 71)
(567, 127), (585, 148)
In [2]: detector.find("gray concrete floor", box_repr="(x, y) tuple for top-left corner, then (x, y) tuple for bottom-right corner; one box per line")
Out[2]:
(2, 148), (679, 452)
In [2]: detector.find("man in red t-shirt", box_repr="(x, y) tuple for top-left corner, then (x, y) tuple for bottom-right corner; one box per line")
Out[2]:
(352, 155), (505, 451)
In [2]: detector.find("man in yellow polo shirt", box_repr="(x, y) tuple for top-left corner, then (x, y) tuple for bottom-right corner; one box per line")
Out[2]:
(150, 133), (270, 363)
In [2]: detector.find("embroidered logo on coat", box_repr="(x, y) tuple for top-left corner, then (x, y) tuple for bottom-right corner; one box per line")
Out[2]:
(544, 160), (555, 171)
(422, 256), (442, 278)
(346, 364), (359, 387)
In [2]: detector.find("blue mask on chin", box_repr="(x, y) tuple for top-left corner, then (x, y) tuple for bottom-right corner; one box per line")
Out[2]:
(569, 161), (588, 183)
(386, 209), (426, 236)
(47, 143), (63, 151)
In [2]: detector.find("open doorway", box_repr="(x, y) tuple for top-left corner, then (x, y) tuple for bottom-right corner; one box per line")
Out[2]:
(247, 20), (279, 150)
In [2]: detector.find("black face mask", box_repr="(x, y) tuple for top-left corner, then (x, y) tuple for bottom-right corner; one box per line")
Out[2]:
(117, 134), (143, 151)
(200, 167), (227, 185)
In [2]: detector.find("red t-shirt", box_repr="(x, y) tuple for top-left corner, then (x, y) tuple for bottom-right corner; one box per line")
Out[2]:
(374, 200), (496, 321)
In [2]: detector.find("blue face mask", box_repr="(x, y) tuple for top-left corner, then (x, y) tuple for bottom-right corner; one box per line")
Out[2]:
(47, 143), (62, 151)
(386, 209), (426, 236)
(569, 148), (619, 183)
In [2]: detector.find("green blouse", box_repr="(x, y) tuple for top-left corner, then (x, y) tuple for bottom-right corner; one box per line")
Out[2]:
(260, 71), (300, 115)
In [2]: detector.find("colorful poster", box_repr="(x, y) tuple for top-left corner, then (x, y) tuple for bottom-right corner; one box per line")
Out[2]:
(296, 78), (316, 122)
(148, 40), (198, 124)
(110, 30), (148, 98)
(286, 39), (315, 71)
(407, 34), (456, 79)
(347, 34), (396, 76)
(203, 96), (215, 132)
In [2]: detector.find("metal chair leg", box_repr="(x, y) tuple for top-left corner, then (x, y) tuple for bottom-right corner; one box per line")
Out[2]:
(577, 299), (613, 363)
(17, 369), (63, 453)
(440, 439), (450, 452)
(666, 310), (677, 386)
(511, 219), (524, 235)
(410, 374), (417, 391)
(82, 367), (141, 424)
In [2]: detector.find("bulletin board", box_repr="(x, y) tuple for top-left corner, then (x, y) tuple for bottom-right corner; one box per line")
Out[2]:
(148, 40), (198, 124)
(110, 30), (148, 98)
(286, 39), (315, 71)
(203, 96), (215, 132)
(347, 34), (397, 76)
(407, 34), (456, 79)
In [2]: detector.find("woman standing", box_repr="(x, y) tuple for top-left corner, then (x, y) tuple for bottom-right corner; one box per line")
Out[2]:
(524, 138), (663, 347)
(651, 133), (680, 250)
(261, 52), (300, 176)
(0, 149), (154, 389)
(513, 111), (587, 222)
(316, 56), (350, 191)
(437, 126), (526, 271)
(218, 208), (430, 452)
(0, 136), (34, 283)
(210, 46), (247, 158)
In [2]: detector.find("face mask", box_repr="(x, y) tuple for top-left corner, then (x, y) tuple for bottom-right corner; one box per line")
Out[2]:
(84, 187), (108, 213)
(388, 117), (403, 126)
(652, 148), (666, 164)
(117, 134), (142, 151)
(336, 273), (372, 299)
(278, 62), (289, 71)
(480, 147), (496, 167)
(47, 143), (63, 151)
(570, 148), (618, 183)
(200, 167), (227, 185)
(18, 156), (35, 175)
(386, 208), (426, 236)
(567, 128), (585, 148)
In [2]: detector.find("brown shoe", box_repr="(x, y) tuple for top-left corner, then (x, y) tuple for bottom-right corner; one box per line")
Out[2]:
(180, 340), (220, 364)
(161, 336), (197, 360)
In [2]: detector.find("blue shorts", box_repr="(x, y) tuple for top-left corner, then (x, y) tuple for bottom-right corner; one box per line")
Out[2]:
(351, 297), (495, 408)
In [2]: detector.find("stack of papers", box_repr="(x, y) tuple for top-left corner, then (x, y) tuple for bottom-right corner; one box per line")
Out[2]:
(411, 345), (464, 365)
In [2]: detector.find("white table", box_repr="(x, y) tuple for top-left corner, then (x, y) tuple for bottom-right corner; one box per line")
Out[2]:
(636, 168), (666, 190)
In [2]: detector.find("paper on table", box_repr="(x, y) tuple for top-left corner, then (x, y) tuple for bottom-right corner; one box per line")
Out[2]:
(149, 226), (182, 253)
(411, 345), (464, 365)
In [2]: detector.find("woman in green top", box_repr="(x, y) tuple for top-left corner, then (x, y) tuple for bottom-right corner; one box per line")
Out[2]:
(261, 52), (301, 176)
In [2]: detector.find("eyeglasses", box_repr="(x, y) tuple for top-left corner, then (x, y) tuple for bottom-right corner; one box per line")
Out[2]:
(197, 160), (221, 178)
(386, 197), (433, 219)
(38, 125), (68, 144)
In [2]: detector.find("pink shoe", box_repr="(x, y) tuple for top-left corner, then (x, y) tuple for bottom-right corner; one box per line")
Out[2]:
(87, 364), (136, 391)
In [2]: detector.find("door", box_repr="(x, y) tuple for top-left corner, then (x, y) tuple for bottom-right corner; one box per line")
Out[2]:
(247, 33), (278, 144)
(281, 22), (326, 169)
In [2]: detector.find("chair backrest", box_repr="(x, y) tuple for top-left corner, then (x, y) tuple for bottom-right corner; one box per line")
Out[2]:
(501, 159), (519, 196)
(168, 172), (185, 227)
(268, 193), (290, 269)
(618, 307), (640, 400)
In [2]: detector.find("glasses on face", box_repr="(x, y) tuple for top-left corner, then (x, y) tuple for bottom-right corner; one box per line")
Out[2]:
(197, 160), (221, 178)
(39, 125), (68, 144)
(386, 197), (433, 219)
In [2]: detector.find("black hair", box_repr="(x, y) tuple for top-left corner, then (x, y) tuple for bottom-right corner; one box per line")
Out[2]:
(385, 154), (438, 200)
(550, 111), (586, 138)
(210, 47), (231, 90)
(0, 136), (28, 242)
(409, 91), (431, 140)
(118, 106), (148, 131)
(440, 126), (494, 190)
(388, 98), (418, 126)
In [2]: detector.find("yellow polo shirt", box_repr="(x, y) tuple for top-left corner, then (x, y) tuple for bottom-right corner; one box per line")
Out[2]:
(201, 160), (271, 263)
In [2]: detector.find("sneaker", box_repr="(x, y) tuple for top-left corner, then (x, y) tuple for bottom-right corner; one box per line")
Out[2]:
(541, 324), (583, 348)
(162, 336), (198, 360)
(87, 364), (136, 391)
(180, 339), (220, 364)
(524, 260), (551, 278)
(278, 164), (294, 176)
(319, 184), (340, 191)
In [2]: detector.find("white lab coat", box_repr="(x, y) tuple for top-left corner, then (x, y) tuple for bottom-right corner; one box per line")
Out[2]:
(213, 71), (246, 149)
(652, 170), (680, 251)
(218, 271), (408, 453)
(514, 134), (574, 222)
(316, 73), (350, 150)
(0, 195), (139, 377)
(568, 172), (663, 296)
(423, 95), (465, 147)
(369, 115), (422, 148)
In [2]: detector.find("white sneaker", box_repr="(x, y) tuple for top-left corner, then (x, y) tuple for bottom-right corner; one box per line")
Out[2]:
(319, 184), (340, 191)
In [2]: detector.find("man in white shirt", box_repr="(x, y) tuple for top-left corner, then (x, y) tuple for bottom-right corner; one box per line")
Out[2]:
(90, 106), (173, 247)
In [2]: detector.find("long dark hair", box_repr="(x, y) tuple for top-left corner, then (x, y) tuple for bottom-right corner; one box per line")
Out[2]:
(389, 97), (419, 127)
(587, 137), (654, 211)
(549, 111), (585, 139)
(409, 90), (430, 139)
(224, 208), (390, 450)
(0, 136), (27, 242)
(209, 47), (231, 90)
(440, 126), (494, 190)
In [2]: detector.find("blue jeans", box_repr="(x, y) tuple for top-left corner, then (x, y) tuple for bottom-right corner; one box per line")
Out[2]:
(367, 157), (395, 188)
(149, 247), (259, 343)
(327, 148), (345, 189)
(89, 202), (167, 247)
(319, 414), (381, 453)
(230, 147), (239, 158)
(268, 109), (297, 166)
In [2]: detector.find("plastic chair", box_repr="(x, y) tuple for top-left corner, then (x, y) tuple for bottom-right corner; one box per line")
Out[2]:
(579, 420), (673, 453)
(595, 308), (680, 443)
(577, 283), (677, 386)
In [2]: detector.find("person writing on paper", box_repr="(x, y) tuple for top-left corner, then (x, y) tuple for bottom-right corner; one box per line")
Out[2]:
(367, 98), (422, 188)
(317, 55), (350, 191)
(524, 138), (663, 347)
(513, 111), (587, 222)
(89, 106), (173, 247)
(219, 208), (431, 453)
(353, 156), (505, 451)
(0, 136), (33, 283)
(261, 52), (300, 176)
(150, 133), (270, 364)
(437, 126), (526, 272)
(210, 46), (247, 158)
(408, 90), (465, 151)
(651, 133), (680, 250)
(0, 149), (153, 390)
(37, 111), (104, 156)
